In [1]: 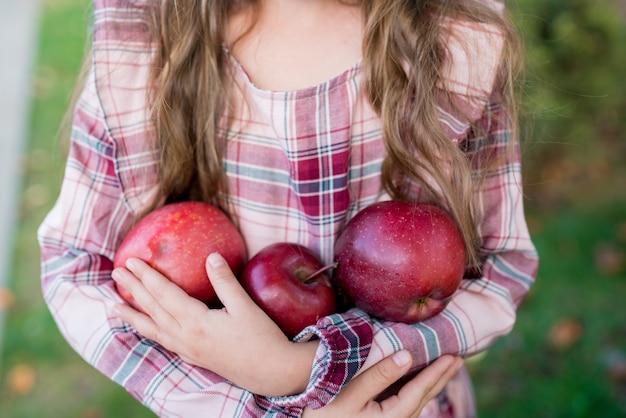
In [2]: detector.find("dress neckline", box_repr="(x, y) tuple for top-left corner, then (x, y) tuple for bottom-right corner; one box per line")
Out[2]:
(223, 46), (362, 100)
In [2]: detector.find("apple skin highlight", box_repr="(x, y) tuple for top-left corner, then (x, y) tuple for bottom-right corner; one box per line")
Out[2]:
(114, 201), (248, 308)
(241, 243), (337, 339)
(333, 201), (466, 323)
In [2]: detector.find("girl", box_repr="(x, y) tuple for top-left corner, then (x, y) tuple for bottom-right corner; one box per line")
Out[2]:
(39, 0), (538, 416)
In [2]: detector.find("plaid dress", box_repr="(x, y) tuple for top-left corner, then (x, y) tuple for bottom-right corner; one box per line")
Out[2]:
(38, 1), (538, 416)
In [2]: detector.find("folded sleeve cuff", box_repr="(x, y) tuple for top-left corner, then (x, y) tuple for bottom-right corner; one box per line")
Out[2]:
(263, 310), (373, 411)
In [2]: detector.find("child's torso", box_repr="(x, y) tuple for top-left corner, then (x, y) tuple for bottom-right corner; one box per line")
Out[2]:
(224, 50), (388, 264)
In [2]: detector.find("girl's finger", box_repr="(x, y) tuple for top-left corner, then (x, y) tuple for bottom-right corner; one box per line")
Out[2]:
(111, 264), (153, 305)
(124, 258), (184, 302)
(124, 258), (207, 319)
(113, 302), (160, 340)
(336, 350), (413, 407)
(205, 253), (254, 312)
(113, 260), (180, 329)
(390, 355), (463, 416)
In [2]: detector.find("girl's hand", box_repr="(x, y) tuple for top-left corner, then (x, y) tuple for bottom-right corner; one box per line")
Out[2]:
(112, 253), (319, 397)
(303, 352), (463, 418)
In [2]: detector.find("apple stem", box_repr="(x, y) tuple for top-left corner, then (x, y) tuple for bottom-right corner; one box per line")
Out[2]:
(304, 263), (338, 283)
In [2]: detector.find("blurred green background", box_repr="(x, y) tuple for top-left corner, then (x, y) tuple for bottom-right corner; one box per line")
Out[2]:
(1, 0), (625, 416)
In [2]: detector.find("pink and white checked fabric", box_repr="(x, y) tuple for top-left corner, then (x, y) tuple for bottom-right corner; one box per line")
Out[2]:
(38, 1), (538, 416)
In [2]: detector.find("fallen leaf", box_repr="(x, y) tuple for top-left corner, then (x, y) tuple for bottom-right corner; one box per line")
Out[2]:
(602, 348), (626, 383)
(594, 242), (625, 275)
(80, 408), (104, 418)
(548, 317), (583, 351)
(0, 286), (15, 311)
(22, 183), (50, 211)
(7, 364), (36, 396)
(27, 148), (52, 172)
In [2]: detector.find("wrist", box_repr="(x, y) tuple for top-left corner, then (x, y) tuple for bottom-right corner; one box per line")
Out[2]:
(239, 339), (319, 397)
(279, 340), (319, 395)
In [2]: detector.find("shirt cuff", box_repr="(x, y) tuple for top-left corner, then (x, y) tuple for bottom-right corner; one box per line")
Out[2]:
(264, 309), (373, 410)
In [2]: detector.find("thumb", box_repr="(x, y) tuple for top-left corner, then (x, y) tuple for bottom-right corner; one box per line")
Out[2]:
(206, 252), (250, 310)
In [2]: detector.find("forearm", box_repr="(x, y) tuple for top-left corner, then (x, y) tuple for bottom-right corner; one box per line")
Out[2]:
(37, 129), (314, 415)
(214, 338), (319, 397)
(292, 210), (537, 407)
(41, 247), (309, 417)
(271, 340), (320, 396)
(351, 244), (538, 375)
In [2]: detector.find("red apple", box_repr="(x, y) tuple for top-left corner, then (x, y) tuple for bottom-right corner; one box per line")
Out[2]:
(333, 201), (466, 323)
(113, 201), (247, 307)
(240, 243), (337, 338)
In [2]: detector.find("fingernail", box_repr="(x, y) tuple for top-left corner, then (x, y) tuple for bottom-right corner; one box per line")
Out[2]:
(392, 350), (412, 367)
(455, 357), (464, 371)
(207, 253), (226, 268)
(125, 259), (136, 271)
(111, 269), (122, 281)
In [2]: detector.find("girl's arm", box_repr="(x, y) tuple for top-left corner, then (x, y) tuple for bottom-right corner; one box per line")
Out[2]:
(303, 352), (463, 418)
(114, 95), (537, 412)
(111, 254), (320, 397)
(42, 3), (365, 413)
(38, 66), (337, 417)
(43, 1), (535, 414)
(300, 97), (539, 386)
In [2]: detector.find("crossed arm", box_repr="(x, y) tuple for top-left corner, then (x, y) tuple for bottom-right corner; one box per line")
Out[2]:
(40, 70), (537, 416)
(112, 253), (463, 416)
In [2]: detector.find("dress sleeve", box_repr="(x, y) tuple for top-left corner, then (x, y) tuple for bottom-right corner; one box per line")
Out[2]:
(40, 1), (534, 415)
(360, 104), (538, 373)
(39, 2), (374, 416)
(37, 64), (319, 418)
(276, 5), (537, 408)
(287, 97), (538, 408)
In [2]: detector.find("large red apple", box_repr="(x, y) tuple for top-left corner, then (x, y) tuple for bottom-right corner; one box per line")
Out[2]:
(333, 201), (466, 323)
(113, 201), (247, 307)
(240, 243), (337, 339)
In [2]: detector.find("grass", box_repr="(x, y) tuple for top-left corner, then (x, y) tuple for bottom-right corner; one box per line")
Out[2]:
(0, 1), (153, 417)
(470, 202), (626, 417)
(1, 0), (625, 417)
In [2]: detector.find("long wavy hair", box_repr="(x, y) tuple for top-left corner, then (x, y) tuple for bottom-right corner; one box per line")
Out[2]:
(142, 0), (524, 268)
